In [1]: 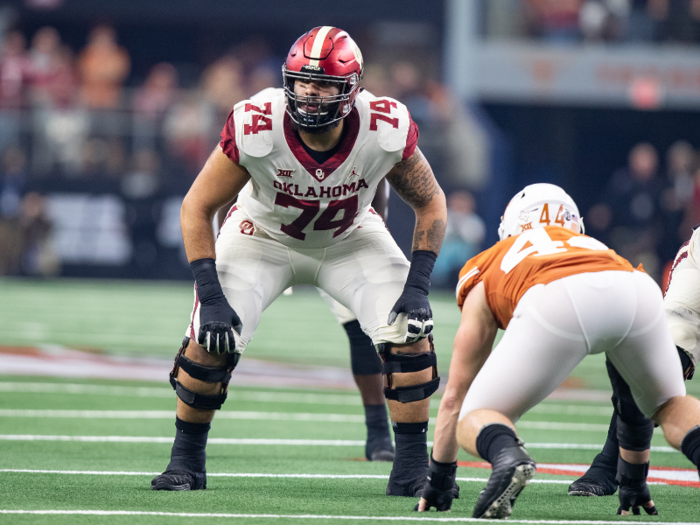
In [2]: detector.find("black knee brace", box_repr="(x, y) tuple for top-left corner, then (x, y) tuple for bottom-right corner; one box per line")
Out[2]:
(606, 358), (654, 451)
(170, 337), (240, 410)
(378, 336), (440, 403)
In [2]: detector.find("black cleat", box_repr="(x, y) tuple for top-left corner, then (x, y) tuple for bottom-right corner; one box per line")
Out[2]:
(367, 436), (395, 462)
(473, 444), (536, 519)
(150, 469), (206, 491)
(370, 447), (395, 462)
(568, 468), (618, 497)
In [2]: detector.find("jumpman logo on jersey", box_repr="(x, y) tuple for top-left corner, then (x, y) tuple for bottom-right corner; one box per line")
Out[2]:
(349, 166), (360, 178)
(276, 168), (295, 178)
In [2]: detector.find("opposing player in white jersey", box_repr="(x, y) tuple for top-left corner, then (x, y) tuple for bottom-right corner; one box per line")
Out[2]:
(415, 184), (700, 518)
(568, 226), (700, 498)
(151, 27), (447, 496)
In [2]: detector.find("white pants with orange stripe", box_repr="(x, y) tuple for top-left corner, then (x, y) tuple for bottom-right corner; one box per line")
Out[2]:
(186, 206), (410, 351)
(459, 270), (686, 421)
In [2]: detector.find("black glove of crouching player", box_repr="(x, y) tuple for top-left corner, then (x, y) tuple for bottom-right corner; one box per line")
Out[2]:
(415, 452), (460, 512)
(678, 346), (695, 381)
(616, 459), (658, 516)
(388, 250), (437, 343)
(190, 258), (242, 354)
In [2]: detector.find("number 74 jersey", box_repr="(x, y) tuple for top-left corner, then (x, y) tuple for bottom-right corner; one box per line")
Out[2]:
(219, 88), (418, 249)
(456, 226), (638, 329)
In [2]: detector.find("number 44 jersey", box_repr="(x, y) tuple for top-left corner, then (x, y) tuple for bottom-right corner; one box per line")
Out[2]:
(456, 226), (637, 329)
(219, 87), (418, 249)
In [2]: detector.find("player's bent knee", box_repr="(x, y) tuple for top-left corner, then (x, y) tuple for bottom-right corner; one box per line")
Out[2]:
(170, 337), (240, 411)
(378, 336), (439, 403)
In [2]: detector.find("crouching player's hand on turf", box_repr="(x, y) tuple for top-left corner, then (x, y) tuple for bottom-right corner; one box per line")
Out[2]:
(414, 454), (459, 512)
(617, 482), (657, 516)
(191, 258), (242, 354)
(616, 460), (657, 517)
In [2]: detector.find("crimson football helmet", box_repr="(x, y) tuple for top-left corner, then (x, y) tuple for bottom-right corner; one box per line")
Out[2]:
(283, 26), (363, 128)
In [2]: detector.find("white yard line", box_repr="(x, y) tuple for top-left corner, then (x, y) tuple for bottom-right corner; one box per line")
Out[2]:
(2, 469), (688, 486)
(0, 435), (679, 453)
(0, 409), (366, 423)
(0, 382), (615, 411)
(0, 382), (365, 405)
(0, 510), (697, 524)
(0, 409), (623, 432)
(0, 469), (502, 483)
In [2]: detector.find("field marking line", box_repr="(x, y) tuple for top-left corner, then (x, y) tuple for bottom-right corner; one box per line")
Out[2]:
(0, 510), (698, 524)
(0, 382), (614, 413)
(1, 469), (690, 486)
(0, 409), (366, 423)
(0, 469), (569, 484)
(0, 435), (679, 453)
(0, 382), (366, 405)
(0, 409), (619, 431)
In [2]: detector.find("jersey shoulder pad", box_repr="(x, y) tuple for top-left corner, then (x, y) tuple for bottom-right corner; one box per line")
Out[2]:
(233, 89), (285, 158)
(688, 227), (700, 267)
(455, 248), (493, 307)
(250, 87), (282, 101)
(357, 91), (411, 153)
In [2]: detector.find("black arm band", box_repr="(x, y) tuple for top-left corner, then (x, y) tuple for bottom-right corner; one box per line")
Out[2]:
(190, 258), (225, 304)
(405, 250), (437, 294)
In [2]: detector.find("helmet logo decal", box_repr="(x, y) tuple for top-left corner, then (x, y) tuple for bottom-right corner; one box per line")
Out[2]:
(351, 41), (363, 69)
(308, 26), (334, 66)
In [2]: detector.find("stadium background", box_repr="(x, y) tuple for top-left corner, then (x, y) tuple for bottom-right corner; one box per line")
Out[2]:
(3, 0), (700, 285)
(2, 1), (700, 523)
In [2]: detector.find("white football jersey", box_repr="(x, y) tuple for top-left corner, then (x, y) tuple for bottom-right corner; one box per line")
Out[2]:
(220, 88), (417, 248)
(665, 227), (700, 365)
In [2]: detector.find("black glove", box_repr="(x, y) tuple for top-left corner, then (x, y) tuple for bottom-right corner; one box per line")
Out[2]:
(616, 459), (658, 516)
(678, 346), (695, 381)
(414, 452), (459, 512)
(191, 258), (242, 354)
(389, 251), (436, 343)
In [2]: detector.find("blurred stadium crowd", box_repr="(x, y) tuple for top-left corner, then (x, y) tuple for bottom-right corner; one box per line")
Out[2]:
(0, 20), (485, 283)
(490, 0), (700, 44)
(1, 1), (700, 289)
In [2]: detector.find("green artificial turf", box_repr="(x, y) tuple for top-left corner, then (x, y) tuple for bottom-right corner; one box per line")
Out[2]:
(1, 278), (700, 523)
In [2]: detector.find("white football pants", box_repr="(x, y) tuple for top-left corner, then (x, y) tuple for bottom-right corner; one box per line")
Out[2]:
(187, 206), (410, 351)
(459, 270), (686, 421)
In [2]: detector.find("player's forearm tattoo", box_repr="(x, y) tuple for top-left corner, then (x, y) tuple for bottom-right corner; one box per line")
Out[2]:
(412, 218), (446, 253)
(386, 149), (441, 209)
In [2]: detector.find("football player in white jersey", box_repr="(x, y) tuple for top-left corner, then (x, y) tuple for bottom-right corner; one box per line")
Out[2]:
(216, 181), (395, 462)
(151, 27), (447, 496)
(568, 226), (700, 498)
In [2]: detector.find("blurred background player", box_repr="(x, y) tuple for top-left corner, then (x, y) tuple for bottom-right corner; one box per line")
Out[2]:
(417, 184), (700, 518)
(568, 224), (700, 497)
(151, 26), (447, 496)
(217, 179), (394, 462)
